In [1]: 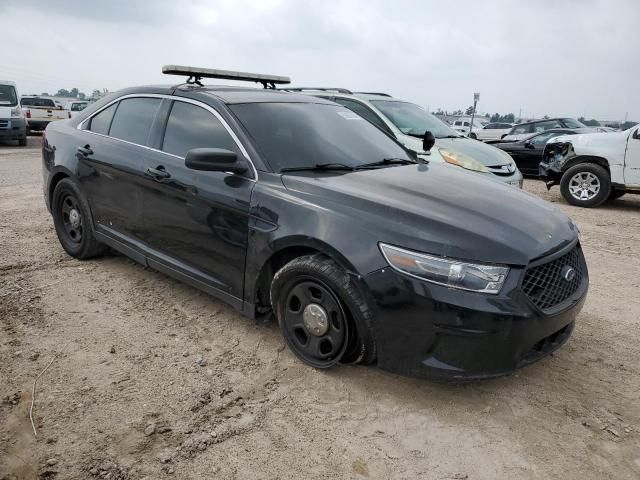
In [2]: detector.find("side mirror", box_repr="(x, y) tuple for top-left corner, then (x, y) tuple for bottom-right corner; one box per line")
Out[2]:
(185, 148), (246, 174)
(634, 129), (640, 139)
(423, 130), (436, 152)
(524, 141), (535, 149)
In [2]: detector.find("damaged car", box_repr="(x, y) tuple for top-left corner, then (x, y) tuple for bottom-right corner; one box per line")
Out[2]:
(541, 124), (640, 207)
(42, 66), (588, 381)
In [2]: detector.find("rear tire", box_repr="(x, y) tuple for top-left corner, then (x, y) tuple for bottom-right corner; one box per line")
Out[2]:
(52, 178), (108, 259)
(560, 163), (610, 208)
(270, 254), (376, 368)
(18, 137), (27, 147)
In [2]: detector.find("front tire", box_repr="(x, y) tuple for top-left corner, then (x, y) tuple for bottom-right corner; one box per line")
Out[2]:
(270, 254), (376, 368)
(560, 163), (610, 208)
(469, 132), (477, 140)
(52, 178), (107, 259)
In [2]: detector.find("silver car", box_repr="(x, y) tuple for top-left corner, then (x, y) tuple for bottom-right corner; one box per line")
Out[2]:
(287, 88), (523, 188)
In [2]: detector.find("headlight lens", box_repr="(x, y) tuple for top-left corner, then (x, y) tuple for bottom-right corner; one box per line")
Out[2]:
(379, 243), (509, 294)
(10, 107), (22, 118)
(438, 148), (488, 173)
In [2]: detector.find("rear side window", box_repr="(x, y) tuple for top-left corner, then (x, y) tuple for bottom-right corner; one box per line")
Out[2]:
(512, 124), (531, 135)
(109, 98), (161, 146)
(88, 103), (118, 135)
(161, 101), (236, 158)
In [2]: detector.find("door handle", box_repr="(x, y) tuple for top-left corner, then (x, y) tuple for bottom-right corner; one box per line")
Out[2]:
(146, 166), (171, 180)
(76, 145), (93, 157)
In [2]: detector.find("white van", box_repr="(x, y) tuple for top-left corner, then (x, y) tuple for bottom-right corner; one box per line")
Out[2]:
(0, 81), (27, 146)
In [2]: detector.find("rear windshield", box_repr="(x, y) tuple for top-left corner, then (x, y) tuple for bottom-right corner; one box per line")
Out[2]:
(71, 102), (88, 111)
(231, 102), (412, 173)
(21, 97), (56, 108)
(0, 85), (18, 107)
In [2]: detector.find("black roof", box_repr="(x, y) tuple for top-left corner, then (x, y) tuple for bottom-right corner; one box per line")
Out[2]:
(109, 84), (335, 105)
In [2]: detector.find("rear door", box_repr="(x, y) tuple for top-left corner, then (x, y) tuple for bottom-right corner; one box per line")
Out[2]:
(625, 126), (640, 185)
(78, 96), (162, 253)
(140, 98), (254, 301)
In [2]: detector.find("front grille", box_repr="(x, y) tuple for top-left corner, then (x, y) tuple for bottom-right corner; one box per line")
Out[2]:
(0, 119), (9, 130)
(522, 245), (585, 311)
(487, 164), (515, 177)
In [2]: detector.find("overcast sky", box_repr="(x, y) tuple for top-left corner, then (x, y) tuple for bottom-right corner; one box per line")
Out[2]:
(2, 0), (638, 121)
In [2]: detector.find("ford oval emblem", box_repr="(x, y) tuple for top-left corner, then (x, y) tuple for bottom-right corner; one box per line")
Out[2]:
(562, 266), (576, 282)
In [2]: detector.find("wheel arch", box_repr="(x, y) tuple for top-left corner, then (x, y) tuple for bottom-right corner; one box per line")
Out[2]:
(562, 155), (611, 175)
(249, 236), (360, 315)
(46, 166), (74, 211)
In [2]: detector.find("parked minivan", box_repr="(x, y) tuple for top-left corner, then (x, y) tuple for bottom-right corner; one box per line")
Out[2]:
(0, 80), (27, 146)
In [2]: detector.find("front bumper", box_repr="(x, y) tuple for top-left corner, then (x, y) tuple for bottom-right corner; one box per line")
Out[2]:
(486, 167), (523, 188)
(539, 161), (563, 189)
(0, 117), (27, 140)
(364, 243), (588, 381)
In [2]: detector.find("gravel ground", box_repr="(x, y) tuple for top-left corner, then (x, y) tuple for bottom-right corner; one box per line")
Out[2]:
(1, 140), (639, 479)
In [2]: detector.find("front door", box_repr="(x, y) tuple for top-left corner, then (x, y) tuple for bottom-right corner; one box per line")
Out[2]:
(140, 99), (254, 300)
(624, 126), (640, 185)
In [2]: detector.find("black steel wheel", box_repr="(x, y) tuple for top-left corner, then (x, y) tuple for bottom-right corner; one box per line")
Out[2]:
(271, 254), (376, 369)
(52, 178), (107, 259)
(280, 278), (348, 368)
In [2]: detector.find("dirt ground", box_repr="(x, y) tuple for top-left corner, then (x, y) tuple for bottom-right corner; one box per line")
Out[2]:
(1, 138), (639, 480)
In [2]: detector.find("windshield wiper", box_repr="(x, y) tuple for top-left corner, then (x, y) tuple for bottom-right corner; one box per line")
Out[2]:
(355, 158), (417, 169)
(280, 163), (356, 173)
(436, 135), (462, 139)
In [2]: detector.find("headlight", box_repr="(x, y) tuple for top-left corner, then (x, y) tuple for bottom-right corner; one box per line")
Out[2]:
(10, 107), (22, 118)
(439, 148), (488, 173)
(379, 243), (509, 294)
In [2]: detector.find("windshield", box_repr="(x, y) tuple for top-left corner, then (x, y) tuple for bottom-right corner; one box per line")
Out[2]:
(370, 100), (459, 138)
(0, 85), (18, 107)
(231, 103), (412, 173)
(562, 118), (587, 128)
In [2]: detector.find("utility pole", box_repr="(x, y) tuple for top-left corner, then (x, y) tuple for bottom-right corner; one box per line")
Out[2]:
(469, 92), (480, 137)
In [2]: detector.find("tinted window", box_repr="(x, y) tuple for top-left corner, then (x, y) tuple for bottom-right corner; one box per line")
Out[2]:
(88, 103), (117, 135)
(109, 98), (161, 145)
(533, 120), (562, 132)
(334, 98), (389, 132)
(512, 124), (533, 135)
(21, 97), (56, 107)
(162, 101), (237, 158)
(484, 123), (497, 129)
(530, 131), (560, 146)
(71, 102), (87, 112)
(0, 85), (18, 107)
(231, 103), (412, 172)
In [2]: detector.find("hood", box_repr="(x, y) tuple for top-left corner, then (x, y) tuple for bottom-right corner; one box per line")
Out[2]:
(281, 163), (577, 266)
(549, 129), (629, 161)
(398, 133), (512, 167)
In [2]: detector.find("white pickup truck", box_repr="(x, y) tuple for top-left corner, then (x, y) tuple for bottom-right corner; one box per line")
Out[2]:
(540, 124), (640, 207)
(20, 96), (67, 133)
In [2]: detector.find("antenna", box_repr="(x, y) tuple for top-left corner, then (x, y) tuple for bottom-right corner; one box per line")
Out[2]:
(162, 65), (291, 89)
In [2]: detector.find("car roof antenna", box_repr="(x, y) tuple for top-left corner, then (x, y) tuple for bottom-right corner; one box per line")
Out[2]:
(163, 65), (290, 89)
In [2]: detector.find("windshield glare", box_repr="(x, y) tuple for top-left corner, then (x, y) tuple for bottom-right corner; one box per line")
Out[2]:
(0, 85), (18, 107)
(231, 103), (412, 173)
(371, 100), (459, 138)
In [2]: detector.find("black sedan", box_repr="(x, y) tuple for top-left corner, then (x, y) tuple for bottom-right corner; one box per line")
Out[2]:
(495, 129), (578, 175)
(41, 67), (588, 381)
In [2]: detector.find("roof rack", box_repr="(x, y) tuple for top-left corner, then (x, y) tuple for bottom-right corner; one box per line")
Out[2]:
(283, 87), (353, 94)
(162, 65), (290, 89)
(356, 92), (391, 97)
